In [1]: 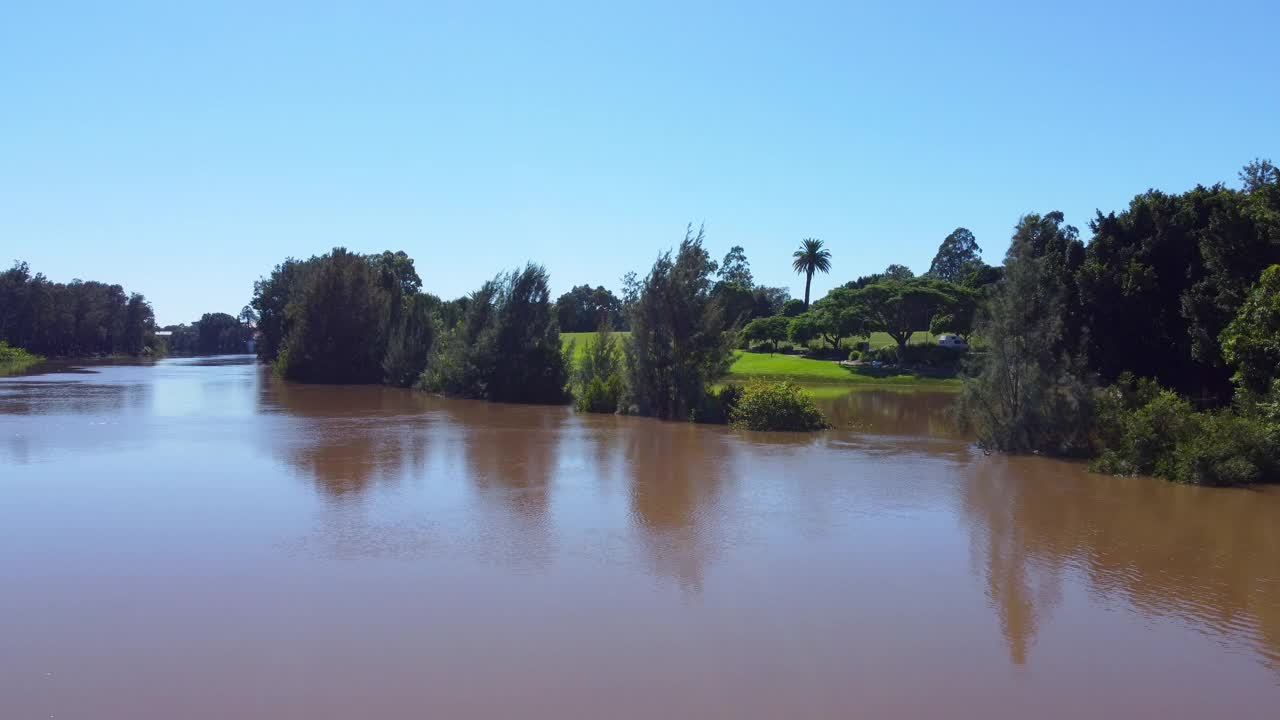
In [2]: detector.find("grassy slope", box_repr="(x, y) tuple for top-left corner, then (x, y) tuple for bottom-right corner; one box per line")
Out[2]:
(561, 332), (958, 389)
(0, 343), (43, 376)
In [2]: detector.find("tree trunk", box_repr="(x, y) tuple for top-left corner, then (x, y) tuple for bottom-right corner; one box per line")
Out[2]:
(804, 270), (813, 308)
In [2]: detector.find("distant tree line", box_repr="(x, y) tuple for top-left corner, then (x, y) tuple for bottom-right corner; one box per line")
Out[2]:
(0, 261), (156, 356)
(161, 307), (257, 355)
(247, 227), (823, 428)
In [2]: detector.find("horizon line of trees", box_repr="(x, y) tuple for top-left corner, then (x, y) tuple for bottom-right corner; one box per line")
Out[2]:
(0, 261), (157, 357)
(160, 306), (258, 355)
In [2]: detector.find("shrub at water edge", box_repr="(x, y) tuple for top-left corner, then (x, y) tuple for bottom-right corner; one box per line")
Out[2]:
(728, 379), (831, 431)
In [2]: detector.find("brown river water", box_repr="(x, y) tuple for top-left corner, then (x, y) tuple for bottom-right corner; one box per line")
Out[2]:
(2, 356), (1278, 718)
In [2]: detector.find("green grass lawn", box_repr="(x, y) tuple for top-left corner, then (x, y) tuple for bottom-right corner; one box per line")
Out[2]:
(725, 350), (960, 389)
(561, 331), (630, 363)
(560, 331), (958, 389)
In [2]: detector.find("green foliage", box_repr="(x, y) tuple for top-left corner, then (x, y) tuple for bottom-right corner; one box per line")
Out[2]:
(751, 286), (791, 318)
(717, 245), (754, 288)
(712, 281), (756, 327)
(691, 383), (743, 424)
(573, 325), (624, 413)
(554, 284), (624, 332)
(847, 349), (861, 362)
(781, 298), (807, 317)
(623, 225), (734, 419)
(927, 227), (982, 283)
(423, 264), (569, 403)
(277, 248), (391, 384)
(0, 261), (156, 357)
(251, 247), (437, 385)
(1220, 265), (1280, 395)
(928, 285), (978, 342)
(251, 256), (318, 362)
(1092, 375), (1279, 485)
(1078, 178), (1279, 399)
(829, 278), (957, 351)
(882, 264), (915, 281)
(0, 341), (42, 375)
(383, 294), (437, 387)
(162, 312), (252, 355)
(791, 237), (832, 307)
(959, 212), (1094, 455)
(728, 379), (831, 431)
(791, 295), (869, 351)
(742, 315), (790, 352)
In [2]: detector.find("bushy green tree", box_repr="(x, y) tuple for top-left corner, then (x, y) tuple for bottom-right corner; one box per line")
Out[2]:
(729, 379), (831, 431)
(554, 284), (624, 332)
(928, 285), (979, 342)
(842, 278), (954, 351)
(196, 312), (249, 354)
(789, 297), (867, 350)
(718, 245), (753, 288)
(276, 248), (390, 383)
(742, 315), (790, 353)
(251, 256), (319, 362)
(423, 264), (568, 403)
(781, 298), (807, 317)
(712, 281), (756, 327)
(958, 212), (1093, 455)
(383, 293), (436, 387)
(624, 225), (734, 419)
(1220, 264), (1280, 395)
(927, 227), (982, 283)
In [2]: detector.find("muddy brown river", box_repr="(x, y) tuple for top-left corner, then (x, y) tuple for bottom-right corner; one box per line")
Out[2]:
(2, 356), (1278, 718)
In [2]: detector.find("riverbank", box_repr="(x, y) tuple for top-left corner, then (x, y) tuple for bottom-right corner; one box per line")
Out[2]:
(0, 343), (42, 376)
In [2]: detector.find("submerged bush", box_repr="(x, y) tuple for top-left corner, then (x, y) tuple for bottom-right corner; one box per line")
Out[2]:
(623, 225), (734, 419)
(728, 379), (831, 431)
(1091, 374), (1280, 485)
(0, 341), (42, 375)
(421, 264), (569, 404)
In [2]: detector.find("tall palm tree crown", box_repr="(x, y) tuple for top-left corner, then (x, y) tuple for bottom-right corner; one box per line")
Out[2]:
(792, 238), (832, 307)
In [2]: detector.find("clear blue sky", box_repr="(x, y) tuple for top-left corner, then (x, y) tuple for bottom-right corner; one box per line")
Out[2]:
(2, 1), (1276, 325)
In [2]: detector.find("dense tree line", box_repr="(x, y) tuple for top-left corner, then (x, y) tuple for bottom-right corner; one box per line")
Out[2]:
(422, 264), (569, 403)
(961, 160), (1280, 484)
(251, 249), (568, 402)
(162, 308), (256, 355)
(0, 261), (156, 356)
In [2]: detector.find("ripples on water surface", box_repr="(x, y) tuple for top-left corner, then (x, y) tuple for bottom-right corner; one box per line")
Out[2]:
(1, 357), (1277, 718)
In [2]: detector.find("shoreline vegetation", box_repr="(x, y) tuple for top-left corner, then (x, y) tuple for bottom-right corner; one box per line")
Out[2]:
(0, 342), (42, 376)
(6, 160), (1279, 482)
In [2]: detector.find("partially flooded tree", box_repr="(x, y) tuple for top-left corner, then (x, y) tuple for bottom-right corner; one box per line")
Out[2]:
(959, 212), (1093, 454)
(624, 225), (734, 419)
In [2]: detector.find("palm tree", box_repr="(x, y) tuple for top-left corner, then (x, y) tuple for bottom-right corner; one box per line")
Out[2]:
(792, 238), (832, 308)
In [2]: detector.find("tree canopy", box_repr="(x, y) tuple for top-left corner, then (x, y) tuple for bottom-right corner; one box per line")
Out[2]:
(927, 227), (982, 283)
(0, 261), (156, 357)
(554, 284), (624, 332)
(624, 225), (734, 419)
